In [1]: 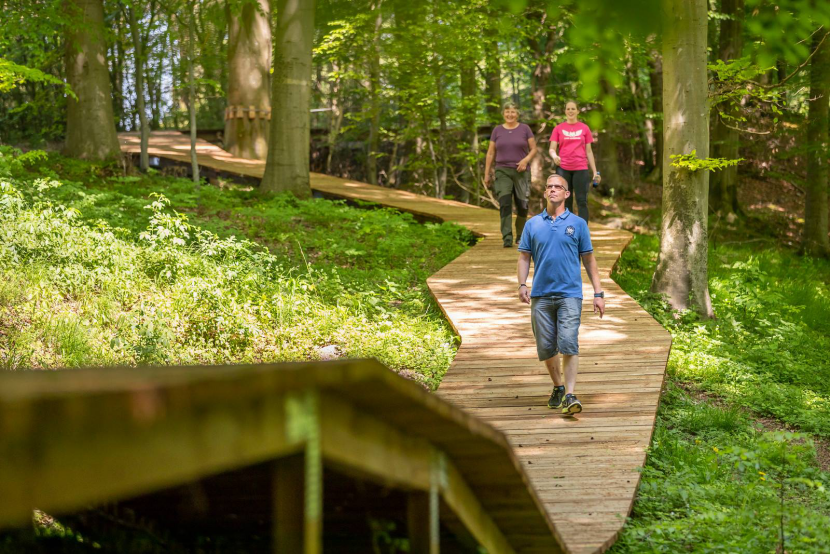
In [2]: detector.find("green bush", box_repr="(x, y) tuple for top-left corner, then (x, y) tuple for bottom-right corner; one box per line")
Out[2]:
(610, 235), (830, 553)
(0, 148), (473, 388)
(613, 234), (829, 435)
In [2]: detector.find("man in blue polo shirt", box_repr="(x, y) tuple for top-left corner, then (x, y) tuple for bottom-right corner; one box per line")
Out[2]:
(517, 174), (605, 415)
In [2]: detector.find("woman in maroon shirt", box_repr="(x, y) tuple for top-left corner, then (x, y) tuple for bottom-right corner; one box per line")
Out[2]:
(548, 100), (601, 223)
(484, 103), (538, 247)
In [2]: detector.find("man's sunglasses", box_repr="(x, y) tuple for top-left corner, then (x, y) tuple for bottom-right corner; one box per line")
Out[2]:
(546, 184), (567, 191)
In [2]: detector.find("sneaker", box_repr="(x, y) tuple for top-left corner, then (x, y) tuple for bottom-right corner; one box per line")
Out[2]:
(561, 394), (582, 415)
(547, 386), (566, 409)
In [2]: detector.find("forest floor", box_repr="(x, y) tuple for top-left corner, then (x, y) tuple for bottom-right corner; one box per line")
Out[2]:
(1, 146), (828, 553)
(594, 176), (829, 553)
(590, 174), (806, 247)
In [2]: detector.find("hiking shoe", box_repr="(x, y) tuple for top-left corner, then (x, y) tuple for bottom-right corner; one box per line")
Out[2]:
(561, 394), (582, 415)
(503, 242), (513, 248)
(547, 386), (566, 409)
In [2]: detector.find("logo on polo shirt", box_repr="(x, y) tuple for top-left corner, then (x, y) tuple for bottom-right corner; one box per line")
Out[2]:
(566, 225), (575, 236)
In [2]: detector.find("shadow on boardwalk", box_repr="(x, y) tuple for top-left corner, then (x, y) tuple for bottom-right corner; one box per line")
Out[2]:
(120, 131), (672, 554)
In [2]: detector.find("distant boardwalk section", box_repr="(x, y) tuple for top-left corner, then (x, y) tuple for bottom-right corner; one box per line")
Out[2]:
(117, 131), (672, 554)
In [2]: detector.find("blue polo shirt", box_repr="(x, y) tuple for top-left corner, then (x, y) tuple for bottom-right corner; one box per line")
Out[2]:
(518, 208), (592, 298)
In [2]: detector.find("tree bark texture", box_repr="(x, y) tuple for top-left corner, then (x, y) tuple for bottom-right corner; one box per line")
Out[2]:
(528, 17), (558, 212)
(366, 3), (383, 185)
(626, 52), (654, 174)
(434, 61), (448, 199)
(597, 80), (626, 196)
(261, 0), (316, 197)
(112, 13), (125, 128)
(187, 5), (199, 183)
(64, 0), (121, 160)
(325, 63), (344, 175)
(484, 36), (501, 124)
(225, 0), (271, 160)
(127, 5), (150, 171)
(802, 28), (830, 258)
(460, 59), (478, 204)
(651, 0), (714, 317)
(646, 52), (663, 182)
(709, 0), (744, 215)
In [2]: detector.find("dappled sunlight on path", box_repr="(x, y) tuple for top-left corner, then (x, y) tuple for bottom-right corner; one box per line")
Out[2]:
(121, 132), (671, 554)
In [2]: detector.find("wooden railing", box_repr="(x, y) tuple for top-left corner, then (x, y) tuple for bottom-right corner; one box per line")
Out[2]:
(0, 359), (567, 553)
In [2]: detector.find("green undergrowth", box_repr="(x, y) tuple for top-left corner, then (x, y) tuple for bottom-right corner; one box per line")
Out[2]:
(610, 233), (829, 553)
(0, 148), (474, 388)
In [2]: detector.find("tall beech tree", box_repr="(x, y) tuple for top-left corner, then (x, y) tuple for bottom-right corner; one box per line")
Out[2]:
(187, 2), (199, 183)
(261, 0), (316, 196)
(64, 0), (121, 160)
(802, 28), (829, 258)
(484, 37), (502, 124)
(366, 1), (383, 185)
(646, 51), (663, 182)
(526, 9), (558, 203)
(709, 0), (744, 216)
(650, 0), (713, 317)
(124, 0), (156, 171)
(225, 0), (271, 160)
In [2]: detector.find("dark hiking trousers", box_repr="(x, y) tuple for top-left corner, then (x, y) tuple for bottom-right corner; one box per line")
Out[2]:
(556, 167), (592, 223)
(493, 167), (530, 246)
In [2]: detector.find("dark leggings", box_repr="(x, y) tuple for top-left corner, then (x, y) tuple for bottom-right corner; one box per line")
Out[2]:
(556, 167), (591, 223)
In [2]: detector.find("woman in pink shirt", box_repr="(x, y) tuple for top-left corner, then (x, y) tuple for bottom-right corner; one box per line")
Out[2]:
(548, 101), (601, 223)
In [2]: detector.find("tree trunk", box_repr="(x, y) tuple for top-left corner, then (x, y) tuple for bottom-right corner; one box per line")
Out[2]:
(596, 80), (626, 196)
(112, 12), (125, 129)
(434, 60), (448, 199)
(528, 17), (558, 213)
(261, 0), (316, 197)
(127, 5), (150, 171)
(594, 131), (623, 196)
(225, 0), (271, 160)
(460, 59), (478, 204)
(366, 3), (383, 185)
(626, 51), (654, 174)
(484, 36), (501, 124)
(709, 0), (744, 215)
(187, 5), (199, 183)
(650, 0), (713, 318)
(63, 0), (121, 160)
(325, 63), (344, 175)
(646, 51), (663, 182)
(802, 27), (830, 258)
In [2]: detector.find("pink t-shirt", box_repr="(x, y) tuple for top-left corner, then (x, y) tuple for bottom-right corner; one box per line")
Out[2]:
(550, 121), (594, 171)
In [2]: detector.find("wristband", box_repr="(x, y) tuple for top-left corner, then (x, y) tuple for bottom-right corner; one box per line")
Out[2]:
(519, 284), (527, 289)
(593, 291), (604, 298)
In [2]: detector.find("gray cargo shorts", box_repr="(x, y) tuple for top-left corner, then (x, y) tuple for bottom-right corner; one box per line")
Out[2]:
(530, 296), (582, 360)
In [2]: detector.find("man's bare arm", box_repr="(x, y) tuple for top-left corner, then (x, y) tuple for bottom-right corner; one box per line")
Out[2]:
(517, 251), (532, 304)
(581, 251), (605, 317)
(580, 252), (602, 292)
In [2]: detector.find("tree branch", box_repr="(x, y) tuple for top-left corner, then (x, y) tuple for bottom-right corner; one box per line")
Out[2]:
(752, 28), (828, 90)
(716, 110), (771, 135)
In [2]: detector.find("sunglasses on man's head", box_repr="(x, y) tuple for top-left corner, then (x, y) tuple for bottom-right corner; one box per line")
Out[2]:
(546, 184), (566, 191)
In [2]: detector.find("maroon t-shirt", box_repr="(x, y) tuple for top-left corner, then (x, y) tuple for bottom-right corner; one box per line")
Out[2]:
(490, 123), (534, 168)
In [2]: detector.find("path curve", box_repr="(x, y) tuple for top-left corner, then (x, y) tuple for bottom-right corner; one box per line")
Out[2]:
(120, 132), (671, 554)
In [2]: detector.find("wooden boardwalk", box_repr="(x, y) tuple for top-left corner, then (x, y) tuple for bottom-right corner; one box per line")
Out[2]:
(120, 132), (672, 554)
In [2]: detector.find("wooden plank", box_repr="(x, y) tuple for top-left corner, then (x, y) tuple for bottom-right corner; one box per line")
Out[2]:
(273, 455), (309, 554)
(0, 386), (301, 527)
(407, 491), (438, 554)
(114, 132), (673, 554)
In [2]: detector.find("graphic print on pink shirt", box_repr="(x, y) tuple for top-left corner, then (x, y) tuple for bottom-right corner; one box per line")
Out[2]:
(550, 121), (594, 171)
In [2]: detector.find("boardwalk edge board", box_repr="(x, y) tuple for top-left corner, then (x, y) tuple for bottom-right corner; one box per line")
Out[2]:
(116, 132), (671, 554)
